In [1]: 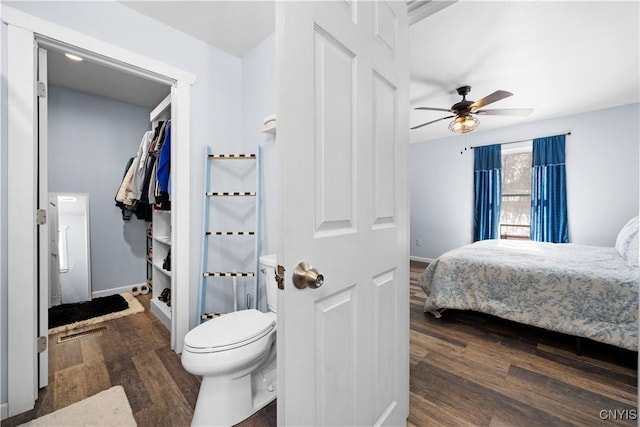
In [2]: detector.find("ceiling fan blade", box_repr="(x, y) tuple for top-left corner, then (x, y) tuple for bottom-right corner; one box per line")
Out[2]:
(470, 90), (513, 110)
(414, 107), (452, 113)
(410, 115), (455, 130)
(474, 108), (533, 116)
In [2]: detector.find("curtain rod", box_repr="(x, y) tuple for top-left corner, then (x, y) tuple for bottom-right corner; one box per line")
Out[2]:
(471, 132), (571, 149)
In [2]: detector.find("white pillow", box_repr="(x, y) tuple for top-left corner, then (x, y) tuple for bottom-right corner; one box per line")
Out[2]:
(615, 215), (639, 258)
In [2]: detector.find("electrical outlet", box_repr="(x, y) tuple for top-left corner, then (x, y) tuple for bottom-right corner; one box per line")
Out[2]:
(416, 238), (422, 247)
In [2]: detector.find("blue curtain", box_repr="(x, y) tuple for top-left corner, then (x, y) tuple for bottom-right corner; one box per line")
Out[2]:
(530, 135), (568, 243)
(473, 144), (502, 241)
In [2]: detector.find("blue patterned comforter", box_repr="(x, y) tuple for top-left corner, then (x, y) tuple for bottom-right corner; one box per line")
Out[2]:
(418, 239), (639, 350)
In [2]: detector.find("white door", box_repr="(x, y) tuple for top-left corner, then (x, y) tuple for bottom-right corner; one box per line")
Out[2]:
(276, 2), (410, 426)
(37, 46), (50, 389)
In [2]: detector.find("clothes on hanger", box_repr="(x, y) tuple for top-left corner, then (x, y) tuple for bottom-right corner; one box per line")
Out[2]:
(156, 121), (171, 210)
(115, 120), (172, 220)
(115, 156), (135, 220)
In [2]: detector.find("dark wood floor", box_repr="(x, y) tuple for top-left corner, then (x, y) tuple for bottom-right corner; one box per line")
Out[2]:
(2, 294), (275, 427)
(4, 263), (637, 426)
(408, 261), (638, 427)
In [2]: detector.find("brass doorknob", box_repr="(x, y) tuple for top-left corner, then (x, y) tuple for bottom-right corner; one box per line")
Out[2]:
(292, 262), (324, 289)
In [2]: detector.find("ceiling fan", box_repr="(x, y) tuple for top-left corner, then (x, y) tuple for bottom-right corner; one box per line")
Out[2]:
(411, 85), (533, 133)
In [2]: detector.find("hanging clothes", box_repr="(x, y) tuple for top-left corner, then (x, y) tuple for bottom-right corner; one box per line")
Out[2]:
(115, 119), (171, 221)
(131, 130), (154, 201)
(156, 120), (171, 210)
(115, 156), (135, 220)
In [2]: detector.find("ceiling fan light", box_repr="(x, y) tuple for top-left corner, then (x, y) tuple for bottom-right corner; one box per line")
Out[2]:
(449, 115), (479, 133)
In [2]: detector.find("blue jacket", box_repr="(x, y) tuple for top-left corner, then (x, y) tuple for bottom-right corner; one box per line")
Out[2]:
(157, 121), (171, 194)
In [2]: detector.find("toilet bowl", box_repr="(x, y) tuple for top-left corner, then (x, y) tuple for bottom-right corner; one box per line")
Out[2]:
(182, 254), (278, 426)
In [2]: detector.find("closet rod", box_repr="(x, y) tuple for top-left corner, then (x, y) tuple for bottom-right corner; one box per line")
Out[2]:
(471, 132), (571, 149)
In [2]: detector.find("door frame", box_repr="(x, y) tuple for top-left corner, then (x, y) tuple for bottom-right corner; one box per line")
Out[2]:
(2, 6), (195, 417)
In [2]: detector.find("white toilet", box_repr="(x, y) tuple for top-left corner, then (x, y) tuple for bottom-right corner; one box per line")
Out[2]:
(182, 254), (278, 426)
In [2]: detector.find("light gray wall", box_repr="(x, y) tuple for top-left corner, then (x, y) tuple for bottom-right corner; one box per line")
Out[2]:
(1, 0), (243, 406)
(242, 33), (276, 311)
(410, 103), (640, 260)
(199, 33), (276, 315)
(242, 33), (276, 256)
(48, 84), (153, 292)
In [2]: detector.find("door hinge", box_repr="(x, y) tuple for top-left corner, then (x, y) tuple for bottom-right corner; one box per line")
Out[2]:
(275, 265), (285, 290)
(37, 81), (47, 98)
(37, 209), (47, 225)
(37, 336), (48, 353)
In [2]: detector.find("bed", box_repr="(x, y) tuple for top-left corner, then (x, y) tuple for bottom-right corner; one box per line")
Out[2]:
(418, 217), (639, 351)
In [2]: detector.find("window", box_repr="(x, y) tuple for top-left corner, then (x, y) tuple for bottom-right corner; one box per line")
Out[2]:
(500, 142), (532, 239)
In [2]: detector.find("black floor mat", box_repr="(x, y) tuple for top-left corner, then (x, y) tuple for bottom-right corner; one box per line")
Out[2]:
(49, 294), (129, 328)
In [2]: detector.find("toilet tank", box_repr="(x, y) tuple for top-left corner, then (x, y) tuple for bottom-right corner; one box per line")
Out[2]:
(260, 254), (277, 313)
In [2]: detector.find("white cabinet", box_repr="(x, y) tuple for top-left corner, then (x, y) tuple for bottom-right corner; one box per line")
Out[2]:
(150, 208), (172, 329)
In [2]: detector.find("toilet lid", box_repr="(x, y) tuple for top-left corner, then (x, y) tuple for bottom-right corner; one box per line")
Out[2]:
(184, 309), (275, 351)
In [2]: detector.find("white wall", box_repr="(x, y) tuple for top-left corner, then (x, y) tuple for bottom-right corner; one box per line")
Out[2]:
(410, 103), (640, 260)
(195, 33), (276, 315)
(242, 33), (276, 255)
(48, 85), (153, 293)
(241, 33), (276, 311)
(0, 0), (243, 406)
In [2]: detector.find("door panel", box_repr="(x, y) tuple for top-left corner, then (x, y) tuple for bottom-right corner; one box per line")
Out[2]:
(373, 269), (398, 422)
(277, 2), (409, 426)
(313, 27), (356, 235)
(372, 71), (397, 226)
(314, 286), (357, 426)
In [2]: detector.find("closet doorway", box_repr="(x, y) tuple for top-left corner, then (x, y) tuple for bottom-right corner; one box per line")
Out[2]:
(42, 44), (171, 310)
(37, 40), (175, 386)
(5, 10), (195, 414)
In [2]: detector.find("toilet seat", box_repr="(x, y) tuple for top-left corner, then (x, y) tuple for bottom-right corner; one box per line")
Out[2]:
(184, 309), (275, 354)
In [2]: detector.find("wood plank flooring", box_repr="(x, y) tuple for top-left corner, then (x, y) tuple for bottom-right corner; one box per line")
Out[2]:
(408, 261), (638, 427)
(2, 294), (275, 427)
(4, 263), (636, 426)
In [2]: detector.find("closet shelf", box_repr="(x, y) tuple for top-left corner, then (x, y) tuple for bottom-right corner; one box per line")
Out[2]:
(147, 94), (173, 335)
(150, 94), (171, 122)
(154, 263), (172, 277)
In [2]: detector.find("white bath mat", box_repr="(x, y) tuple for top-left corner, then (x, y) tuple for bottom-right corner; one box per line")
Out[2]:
(19, 386), (137, 427)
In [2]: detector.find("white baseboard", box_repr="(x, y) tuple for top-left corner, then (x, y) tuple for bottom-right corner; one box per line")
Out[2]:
(1, 402), (8, 420)
(410, 255), (434, 264)
(92, 282), (145, 299)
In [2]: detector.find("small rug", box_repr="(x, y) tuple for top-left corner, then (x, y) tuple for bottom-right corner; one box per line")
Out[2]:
(48, 292), (144, 335)
(18, 385), (136, 426)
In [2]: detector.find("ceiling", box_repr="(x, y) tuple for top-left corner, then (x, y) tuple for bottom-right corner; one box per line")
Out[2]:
(408, 1), (639, 142)
(120, 1), (276, 57)
(46, 1), (639, 140)
(47, 46), (171, 109)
